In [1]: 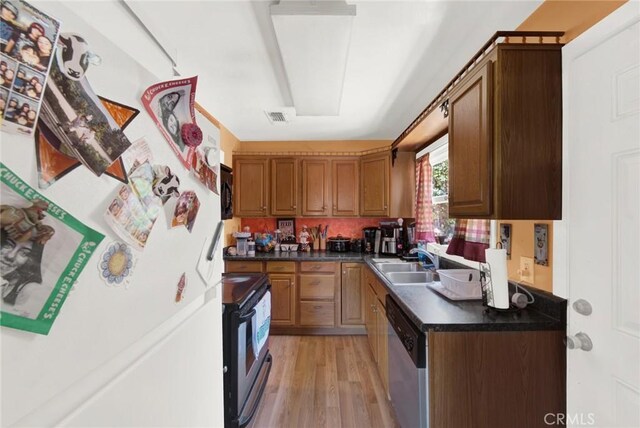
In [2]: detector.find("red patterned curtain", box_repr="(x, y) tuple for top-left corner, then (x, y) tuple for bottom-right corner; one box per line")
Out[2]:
(446, 219), (491, 262)
(415, 155), (435, 242)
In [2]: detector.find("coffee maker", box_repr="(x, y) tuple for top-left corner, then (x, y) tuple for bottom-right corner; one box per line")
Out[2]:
(405, 222), (417, 255)
(379, 222), (403, 256)
(362, 227), (380, 254)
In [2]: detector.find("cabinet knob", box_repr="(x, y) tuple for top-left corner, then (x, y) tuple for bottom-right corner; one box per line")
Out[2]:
(384, 205), (388, 209)
(333, 205), (337, 210)
(261, 206), (266, 211)
(292, 205), (297, 209)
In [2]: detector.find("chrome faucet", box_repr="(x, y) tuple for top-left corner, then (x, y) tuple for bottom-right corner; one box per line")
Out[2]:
(409, 247), (440, 270)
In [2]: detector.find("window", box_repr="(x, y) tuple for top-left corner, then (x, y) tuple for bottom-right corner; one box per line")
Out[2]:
(417, 135), (455, 243)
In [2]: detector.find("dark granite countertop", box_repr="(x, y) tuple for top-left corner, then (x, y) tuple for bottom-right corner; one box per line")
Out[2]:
(224, 250), (566, 333)
(224, 251), (366, 262)
(362, 256), (566, 333)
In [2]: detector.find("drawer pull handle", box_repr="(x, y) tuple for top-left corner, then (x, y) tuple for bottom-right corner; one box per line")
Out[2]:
(310, 280), (321, 286)
(314, 306), (322, 310)
(274, 266), (284, 270)
(312, 265), (321, 270)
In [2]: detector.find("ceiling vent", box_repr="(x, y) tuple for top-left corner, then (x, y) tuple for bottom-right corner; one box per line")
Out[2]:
(264, 108), (294, 124)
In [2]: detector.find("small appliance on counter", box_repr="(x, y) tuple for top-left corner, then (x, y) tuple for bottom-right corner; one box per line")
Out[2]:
(327, 235), (351, 252)
(233, 232), (251, 256)
(350, 238), (363, 253)
(362, 227), (379, 254)
(379, 221), (403, 256)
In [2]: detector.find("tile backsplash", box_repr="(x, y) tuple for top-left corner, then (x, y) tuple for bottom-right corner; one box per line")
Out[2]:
(240, 217), (388, 240)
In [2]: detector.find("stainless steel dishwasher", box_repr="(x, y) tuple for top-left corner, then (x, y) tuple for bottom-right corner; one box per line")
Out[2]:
(386, 295), (428, 428)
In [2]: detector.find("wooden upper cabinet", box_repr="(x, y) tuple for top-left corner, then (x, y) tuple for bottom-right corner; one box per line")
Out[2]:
(332, 159), (359, 217)
(301, 159), (330, 217)
(234, 157), (268, 217)
(447, 44), (563, 219)
(448, 61), (493, 217)
(270, 158), (298, 216)
(360, 153), (390, 216)
(360, 151), (415, 218)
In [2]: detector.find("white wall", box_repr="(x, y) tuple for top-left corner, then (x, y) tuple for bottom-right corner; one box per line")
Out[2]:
(1, 2), (224, 426)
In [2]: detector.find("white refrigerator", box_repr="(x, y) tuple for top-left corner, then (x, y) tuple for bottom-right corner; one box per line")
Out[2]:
(1, 1), (225, 426)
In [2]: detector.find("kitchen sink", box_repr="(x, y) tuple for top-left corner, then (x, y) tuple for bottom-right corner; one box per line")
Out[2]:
(370, 258), (402, 264)
(384, 271), (433, 285)
(377, 263), (425, 273)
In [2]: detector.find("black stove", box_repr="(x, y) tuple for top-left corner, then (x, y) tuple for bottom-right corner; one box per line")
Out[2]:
(222, 273), (272, 428)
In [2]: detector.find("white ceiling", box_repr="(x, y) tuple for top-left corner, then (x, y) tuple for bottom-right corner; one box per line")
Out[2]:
(130, 1), (542, 141)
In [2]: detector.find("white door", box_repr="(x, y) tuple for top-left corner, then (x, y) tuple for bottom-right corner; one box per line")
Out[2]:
(558, 2), (640, 427)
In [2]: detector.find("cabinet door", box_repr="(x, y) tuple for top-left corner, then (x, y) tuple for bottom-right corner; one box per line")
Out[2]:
(270, 158), (298, 216)
(341, 263), (364, 325)
(360, 153), (390, 216)
(376, 299), (389, 396)
(365, 284), (378, 361)
(448, 61), (493, 217)
(332, 159), (359, 216)
(234, 158), (269, 217)
(301, 159), (330, 216)
(269, 274), (296, 326)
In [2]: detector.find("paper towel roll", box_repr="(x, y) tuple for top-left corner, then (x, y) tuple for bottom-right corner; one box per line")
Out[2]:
(485, 249), (510, 309)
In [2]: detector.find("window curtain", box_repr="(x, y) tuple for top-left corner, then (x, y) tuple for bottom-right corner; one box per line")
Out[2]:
(446, 219), (491, 262)
(415, 155), (435, 242)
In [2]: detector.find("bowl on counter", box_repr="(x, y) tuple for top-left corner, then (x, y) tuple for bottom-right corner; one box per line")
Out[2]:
(280, 243), (299, 252)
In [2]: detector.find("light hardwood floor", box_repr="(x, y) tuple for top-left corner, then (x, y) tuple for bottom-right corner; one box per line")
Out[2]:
(250, 336), (399, 428)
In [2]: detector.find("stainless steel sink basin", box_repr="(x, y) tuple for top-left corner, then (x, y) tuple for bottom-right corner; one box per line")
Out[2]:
(370, 258), (402, 264)
(377, 263), (425, 273)
(384, 271), (432, 285)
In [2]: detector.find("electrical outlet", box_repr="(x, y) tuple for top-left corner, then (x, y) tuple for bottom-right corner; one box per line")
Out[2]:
(519, 257), (535, 284)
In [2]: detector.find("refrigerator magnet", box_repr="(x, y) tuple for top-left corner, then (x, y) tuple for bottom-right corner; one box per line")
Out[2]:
(98, 241), (136, 288)
(175, 273), (187, 303)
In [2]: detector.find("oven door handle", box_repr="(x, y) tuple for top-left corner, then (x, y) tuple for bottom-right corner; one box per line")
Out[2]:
(235, 354), (272, 428)
(238, 309), (256, 324)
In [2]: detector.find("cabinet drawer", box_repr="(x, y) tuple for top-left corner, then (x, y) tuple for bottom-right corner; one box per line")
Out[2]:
(225, 261), (263, 273)
(300, 274), (335, 300)
(266, 261), (296, 273)
(300, 301), (335, 326)
(300, 262), (336, 273)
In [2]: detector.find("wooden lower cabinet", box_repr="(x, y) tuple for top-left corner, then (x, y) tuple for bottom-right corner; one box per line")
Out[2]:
(364, 266), (389, 396)
(300, 301), (335, 326)
(263, 261), (366, 334)
(268, 274), (296, 326)
(429, 330), (566, 428)
(341, 263), (365, 325)
(365, 284), (378, 360)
